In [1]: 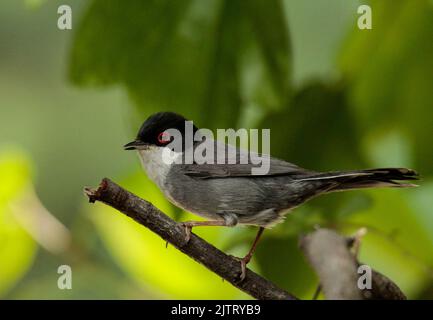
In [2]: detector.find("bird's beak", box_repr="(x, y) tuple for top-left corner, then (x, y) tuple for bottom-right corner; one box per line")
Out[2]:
(123, 140), (149, 150)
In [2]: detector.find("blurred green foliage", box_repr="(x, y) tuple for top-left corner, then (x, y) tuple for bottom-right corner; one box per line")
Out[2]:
(0, 151), (37, 295)
(70, 0), (291, 129)
(340, 0), (433, 176)
(1, 0), (433, 299)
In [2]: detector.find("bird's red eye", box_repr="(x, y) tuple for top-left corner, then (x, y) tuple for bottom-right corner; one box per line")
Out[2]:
(157, 132), (171, 144)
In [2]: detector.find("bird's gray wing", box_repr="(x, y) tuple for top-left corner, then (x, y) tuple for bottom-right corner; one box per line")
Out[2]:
(180, 140), (312, 179)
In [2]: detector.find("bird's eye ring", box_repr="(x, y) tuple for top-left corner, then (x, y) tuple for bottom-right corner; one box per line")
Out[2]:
(157, 132), (171, 144)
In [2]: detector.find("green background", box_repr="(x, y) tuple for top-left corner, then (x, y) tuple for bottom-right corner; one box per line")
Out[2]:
(1, 0), (432, 299)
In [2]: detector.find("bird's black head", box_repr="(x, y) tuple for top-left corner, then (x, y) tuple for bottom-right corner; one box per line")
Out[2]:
(124, 112), (198, 150)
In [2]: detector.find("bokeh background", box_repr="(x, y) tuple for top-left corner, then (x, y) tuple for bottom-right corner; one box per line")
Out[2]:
(1, 0), (433, 299)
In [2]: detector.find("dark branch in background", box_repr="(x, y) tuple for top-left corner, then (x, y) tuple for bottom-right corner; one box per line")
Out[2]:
(84, 178), (297, 300)
(364, 265), (406, 300)
(300, 229), (406, 300)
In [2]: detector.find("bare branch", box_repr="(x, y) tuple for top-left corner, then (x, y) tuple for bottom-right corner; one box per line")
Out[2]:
(365, 267), (406, 300)
(300, 229), (406, 300)
(300, 229), (363, 299)
(84, 178), (297, 300)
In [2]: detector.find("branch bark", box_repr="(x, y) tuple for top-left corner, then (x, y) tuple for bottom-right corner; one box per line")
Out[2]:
(300, 229), (406, 300)
(84, 178), (297, 300)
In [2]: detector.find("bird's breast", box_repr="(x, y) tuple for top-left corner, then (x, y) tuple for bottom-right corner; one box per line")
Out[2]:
(137, 147), (181, 190)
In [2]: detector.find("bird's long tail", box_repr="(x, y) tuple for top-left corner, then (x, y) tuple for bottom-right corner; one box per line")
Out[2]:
(298, 167), (419, 192)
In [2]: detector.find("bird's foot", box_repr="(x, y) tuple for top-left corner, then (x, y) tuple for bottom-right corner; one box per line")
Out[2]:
(232, 254), (252, 282)
(239, 258), (248, 282)
(180, 222), (193, 243)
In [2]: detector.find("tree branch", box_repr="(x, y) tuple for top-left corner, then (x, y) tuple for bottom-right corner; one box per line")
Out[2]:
(84, 178), (297, 300)
(363, 265), (406, 300)
(300, 229), (363, 299)
(300, 229), (406, 300)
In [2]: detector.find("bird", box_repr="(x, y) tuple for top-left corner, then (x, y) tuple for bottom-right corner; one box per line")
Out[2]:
(124, 111), (419, 280)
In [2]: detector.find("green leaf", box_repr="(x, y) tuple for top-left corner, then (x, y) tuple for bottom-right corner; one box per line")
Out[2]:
(0, 150), (37, 296)
(69, 0), (292, 129)
(241, 0), (292, 113)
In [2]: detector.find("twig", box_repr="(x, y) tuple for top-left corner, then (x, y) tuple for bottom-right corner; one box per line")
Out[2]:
(351, 227), (368, 258)
(84, 178), (297, 300)
(312, 284), (322, 300)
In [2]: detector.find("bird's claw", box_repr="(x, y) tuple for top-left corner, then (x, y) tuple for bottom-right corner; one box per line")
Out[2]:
(181, 222), (193, 244)
(232, 255), (250, 282)
(239, 259), (247, 281)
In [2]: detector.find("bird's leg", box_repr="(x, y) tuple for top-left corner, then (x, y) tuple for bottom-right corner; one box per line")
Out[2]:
(181, 219), (264, 281)
(238, 227), (265, 281)
(181, 220), (228, 243)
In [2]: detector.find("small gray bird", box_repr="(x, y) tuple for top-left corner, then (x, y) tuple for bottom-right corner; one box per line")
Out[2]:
(124, 112), (419, 280)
